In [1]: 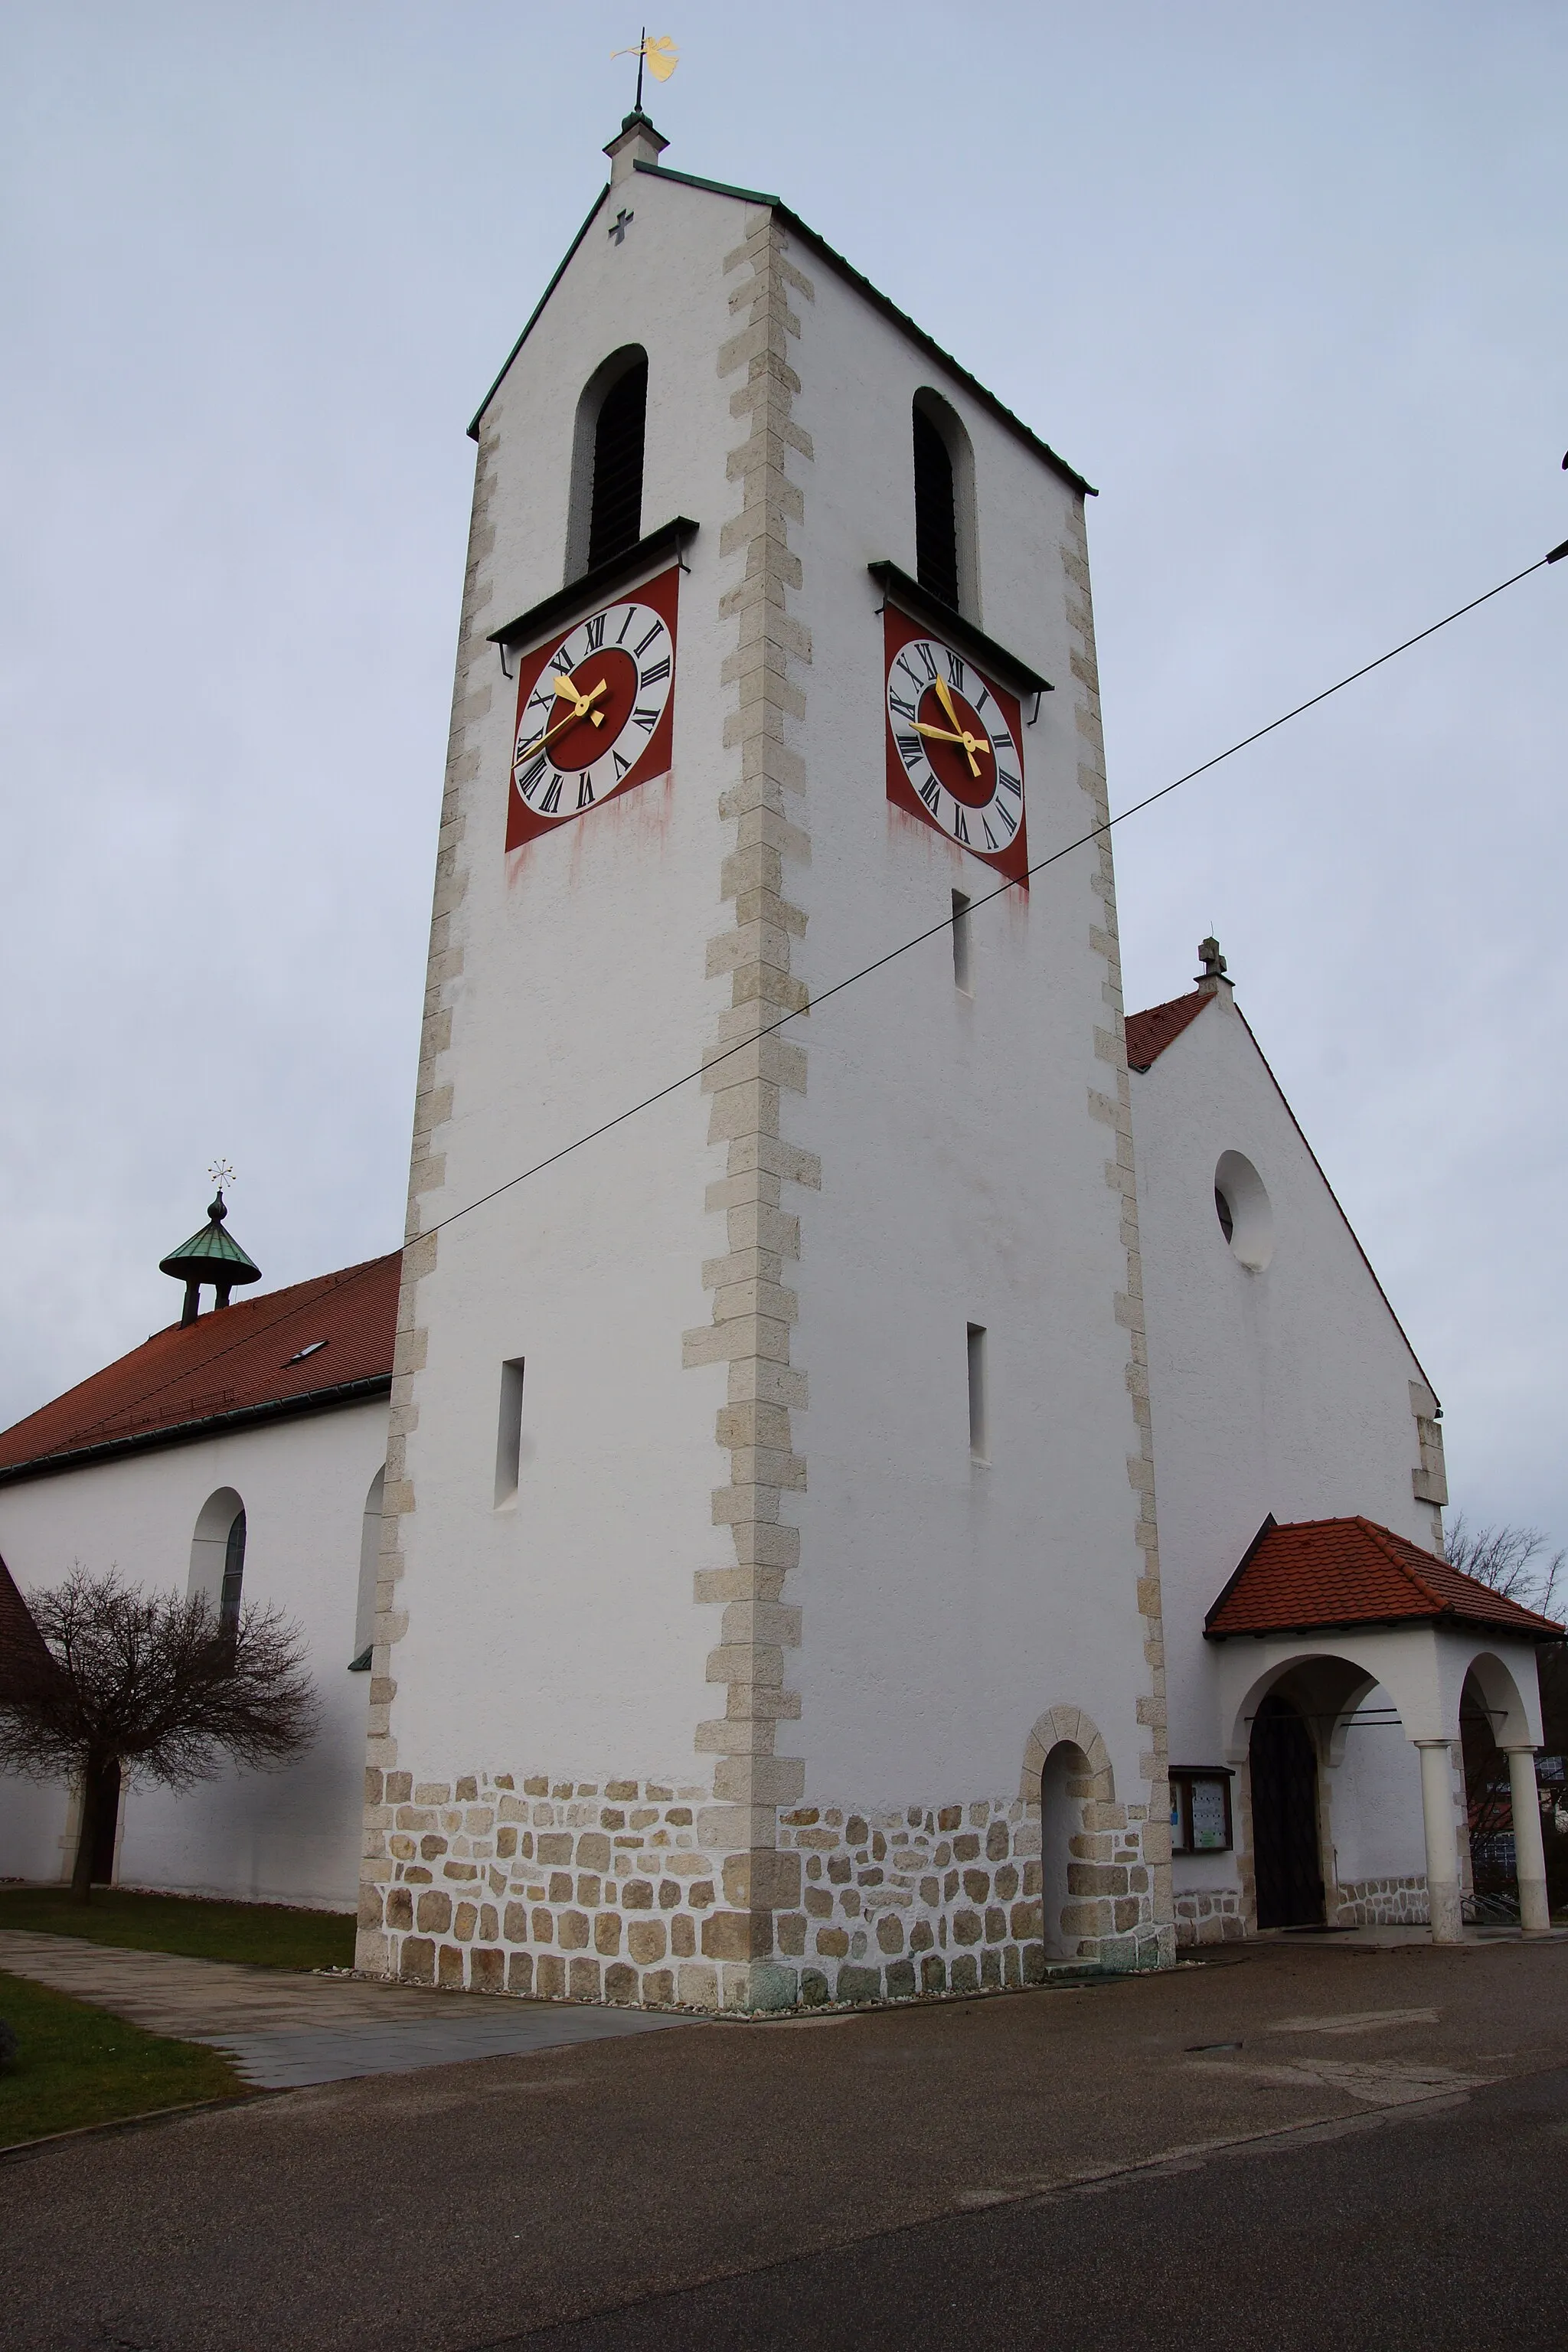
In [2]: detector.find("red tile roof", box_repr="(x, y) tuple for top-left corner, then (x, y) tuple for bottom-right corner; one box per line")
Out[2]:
(0, 1553), (57, 1698)
(0, 1254), (400, 1484)
(1125, 989), (1213, 1070)
(1207, 1516), (1564, 1642)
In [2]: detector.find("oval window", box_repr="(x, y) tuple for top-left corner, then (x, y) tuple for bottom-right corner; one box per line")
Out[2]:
(1214, 1151), (1274, 1270)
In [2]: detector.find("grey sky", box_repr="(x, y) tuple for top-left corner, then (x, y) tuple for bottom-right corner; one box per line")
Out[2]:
(3, 3), (1564, 1547)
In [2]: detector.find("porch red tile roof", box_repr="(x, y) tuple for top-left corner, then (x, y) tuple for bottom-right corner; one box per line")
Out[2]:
(0, 1253), (400, 1483)
(1125, 989), (1214, 1070)
(1206, 1515), (1564, 1642)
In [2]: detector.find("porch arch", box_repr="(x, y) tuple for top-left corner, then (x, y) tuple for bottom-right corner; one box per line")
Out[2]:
(1462, 1649), (1538, 1751)
(1461, 1651), (1552, 1932)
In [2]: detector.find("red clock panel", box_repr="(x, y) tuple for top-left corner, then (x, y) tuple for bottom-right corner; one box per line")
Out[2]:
(883, 604), (1028, 887)
(506, 563), (680, 853)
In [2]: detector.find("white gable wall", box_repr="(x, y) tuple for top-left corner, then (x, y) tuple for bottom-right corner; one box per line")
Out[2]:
(1132, 983), (1440, 1777)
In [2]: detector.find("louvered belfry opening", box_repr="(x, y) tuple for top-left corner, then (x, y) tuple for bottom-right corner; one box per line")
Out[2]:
(587, 355), (648, 570)
(913, 401), (959, 609)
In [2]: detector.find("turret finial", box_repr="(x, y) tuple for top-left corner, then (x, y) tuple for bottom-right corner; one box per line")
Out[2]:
(159, 1170), (261, 1328)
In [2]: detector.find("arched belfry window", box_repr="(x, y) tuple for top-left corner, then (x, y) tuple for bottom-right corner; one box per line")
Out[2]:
(912, 389), (977, 618)
(567, 346), (648, 580)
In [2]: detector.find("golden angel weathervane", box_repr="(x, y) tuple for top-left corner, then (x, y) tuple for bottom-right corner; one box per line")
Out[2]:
(612, 29), (678, 111)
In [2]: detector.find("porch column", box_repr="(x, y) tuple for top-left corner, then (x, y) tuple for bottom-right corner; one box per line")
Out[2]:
(1503, 1747), (1552, 1936)
(1415, 1739), (1464, 1944)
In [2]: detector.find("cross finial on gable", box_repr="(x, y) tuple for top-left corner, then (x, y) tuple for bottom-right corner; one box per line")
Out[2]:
(1195, 935), (1233, 996)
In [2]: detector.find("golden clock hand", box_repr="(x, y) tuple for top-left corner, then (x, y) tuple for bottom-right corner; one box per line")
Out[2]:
(933, 675), (982, 778)
(518, 678), (609, 760)
(913, 719), (992, 756)
(550, 671), (606, 727)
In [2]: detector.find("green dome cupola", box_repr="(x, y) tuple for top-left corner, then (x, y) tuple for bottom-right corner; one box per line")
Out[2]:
(158, 1187), (261, 1327)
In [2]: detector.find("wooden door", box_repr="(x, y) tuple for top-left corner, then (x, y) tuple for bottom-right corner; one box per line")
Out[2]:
(1250, 1693), (1324, 1929)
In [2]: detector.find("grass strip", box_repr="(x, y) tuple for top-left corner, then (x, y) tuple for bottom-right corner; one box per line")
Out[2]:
(0, 1885), (355, 1971)
(0, 1966), (245, 2149)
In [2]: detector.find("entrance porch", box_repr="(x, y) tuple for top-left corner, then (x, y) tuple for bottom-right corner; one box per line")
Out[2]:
(1198, 1516), (1562, 1945)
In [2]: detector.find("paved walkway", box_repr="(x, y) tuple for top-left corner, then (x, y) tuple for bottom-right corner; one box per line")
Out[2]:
(0, 1930), (691, 2088)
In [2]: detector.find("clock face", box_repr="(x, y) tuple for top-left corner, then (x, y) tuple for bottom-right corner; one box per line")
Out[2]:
(505, 564), (680, 852)
(883, 609), (1028, 885)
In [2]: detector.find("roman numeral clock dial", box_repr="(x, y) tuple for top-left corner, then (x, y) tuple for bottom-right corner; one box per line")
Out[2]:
(883, 609), (1028, 886)
(505, 564), (681, 852)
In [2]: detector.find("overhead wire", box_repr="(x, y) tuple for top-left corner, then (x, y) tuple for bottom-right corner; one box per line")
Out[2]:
(425, 541), (1566, 1243)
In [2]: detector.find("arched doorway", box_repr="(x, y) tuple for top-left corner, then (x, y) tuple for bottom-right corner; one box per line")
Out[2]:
(1040, 1740), (1092, 1960)
(1250, 1690), (1325, 1927)
(1021, 1706), (1119, 1965)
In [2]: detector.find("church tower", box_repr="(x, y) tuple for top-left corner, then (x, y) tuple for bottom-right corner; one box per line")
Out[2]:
(355, 114), (1173, 2009)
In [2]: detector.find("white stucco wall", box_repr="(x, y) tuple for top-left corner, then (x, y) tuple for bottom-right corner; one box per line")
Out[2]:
(383, 170), (753, 1788)
(781, 259), (1151, 1806)
(0, 1399), (387, 1907)
(1132, 982), (1444, 1772)
(1331, 1687), (1427, 1883)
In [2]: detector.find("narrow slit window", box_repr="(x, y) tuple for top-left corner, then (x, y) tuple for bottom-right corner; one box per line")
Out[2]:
(913, 401), (959, 609)
(952, 890), (972, 992)
(495, 1358), (525, 1508)
(967, 1324), (988, 1463)
(587, 356), (648, 570)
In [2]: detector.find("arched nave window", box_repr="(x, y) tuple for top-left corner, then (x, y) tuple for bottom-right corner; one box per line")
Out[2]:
(189, 1488), (246, 1635)
(350, 1465), (386, 1672)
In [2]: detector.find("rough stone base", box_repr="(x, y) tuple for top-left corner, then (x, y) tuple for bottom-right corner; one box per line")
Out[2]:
(1334, 1875), (1429, 1927)
(1174, 1886), (1245, 1946)
(777, 1798), (1171, 1994)
(355, 1772), (1174, 2010)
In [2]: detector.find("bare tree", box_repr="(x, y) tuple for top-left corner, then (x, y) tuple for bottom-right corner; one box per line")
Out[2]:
(0, 1567), (318, 1903)
(1446, 1515), (1566, 1622)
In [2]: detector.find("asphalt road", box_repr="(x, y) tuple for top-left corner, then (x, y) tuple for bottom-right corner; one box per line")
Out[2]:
(511, 2066), (1568, 2351)
(5, 1936), (1566, 2350)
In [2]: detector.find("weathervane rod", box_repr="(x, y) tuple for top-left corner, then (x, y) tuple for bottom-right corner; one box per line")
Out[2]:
(635, 22), (646, 111)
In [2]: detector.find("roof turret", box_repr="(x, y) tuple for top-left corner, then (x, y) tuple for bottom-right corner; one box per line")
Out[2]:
(158, 1188), (261, 1326)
